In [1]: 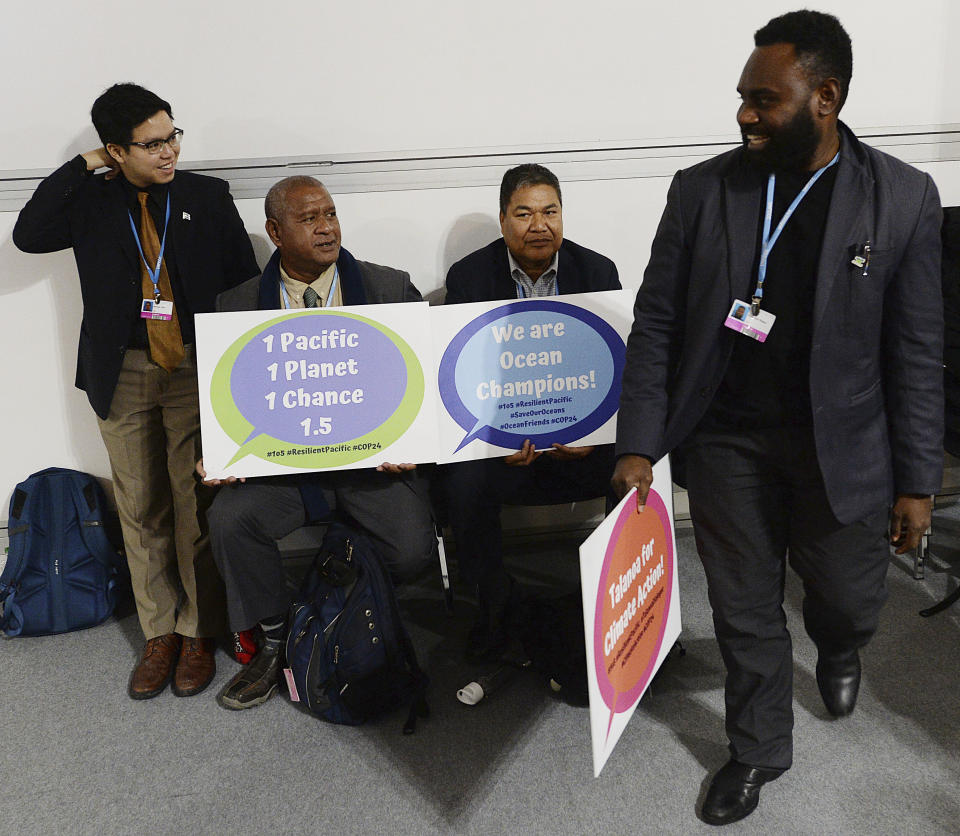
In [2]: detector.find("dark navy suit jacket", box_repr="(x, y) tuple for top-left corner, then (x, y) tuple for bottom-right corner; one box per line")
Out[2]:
(616, 124), (944, 523)
(445, 237), (620, 303)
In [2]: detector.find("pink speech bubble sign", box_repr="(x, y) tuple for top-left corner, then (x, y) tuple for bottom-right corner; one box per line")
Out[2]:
(593, 487), (674, 738)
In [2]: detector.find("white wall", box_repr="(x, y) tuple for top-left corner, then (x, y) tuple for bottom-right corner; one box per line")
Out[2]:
(1, 0), (958, 511)
(2, 0), (957, 169)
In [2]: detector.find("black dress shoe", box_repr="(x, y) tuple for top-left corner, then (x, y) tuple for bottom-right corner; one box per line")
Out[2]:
(701, 759), (783, 826)
(816, 649), (861, 717)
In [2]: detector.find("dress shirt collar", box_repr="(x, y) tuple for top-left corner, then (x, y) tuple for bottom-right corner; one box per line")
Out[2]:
(279, 261), (338, 308)
(507, 248), (559, 298)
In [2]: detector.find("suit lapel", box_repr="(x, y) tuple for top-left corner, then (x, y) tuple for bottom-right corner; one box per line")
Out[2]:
(104, 178), (140, 273)
(812, 147), (872, 330)
(722, 163), (763, 304)
(556, 243), (580, 294)
(493, 240), (516, 300)
(167, 176), (189, 279)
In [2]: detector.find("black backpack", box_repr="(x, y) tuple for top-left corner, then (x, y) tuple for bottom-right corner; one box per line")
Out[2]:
(285, 523), (428, 732)
(0, 468), (124, 637)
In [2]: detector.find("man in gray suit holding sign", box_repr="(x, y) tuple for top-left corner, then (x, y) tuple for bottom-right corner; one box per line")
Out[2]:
(612, 10), (943, 826)
(197, 176), (436, 711)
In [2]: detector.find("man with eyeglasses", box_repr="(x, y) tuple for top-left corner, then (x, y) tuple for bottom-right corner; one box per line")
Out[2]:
(14, 83), (260, 701)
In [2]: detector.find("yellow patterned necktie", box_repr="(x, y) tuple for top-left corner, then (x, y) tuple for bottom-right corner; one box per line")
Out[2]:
(138, 191), (184, 371)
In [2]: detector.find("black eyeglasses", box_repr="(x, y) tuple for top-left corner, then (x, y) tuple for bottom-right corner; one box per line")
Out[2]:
(128, 128), (184, 155)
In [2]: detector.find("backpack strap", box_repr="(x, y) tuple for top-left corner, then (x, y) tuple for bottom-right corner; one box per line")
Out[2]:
(393, 590), (430, 734)
(0, 586), (24, 637)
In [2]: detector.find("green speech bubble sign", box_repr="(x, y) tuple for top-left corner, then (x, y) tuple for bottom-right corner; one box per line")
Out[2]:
(210, 310), (424, 469)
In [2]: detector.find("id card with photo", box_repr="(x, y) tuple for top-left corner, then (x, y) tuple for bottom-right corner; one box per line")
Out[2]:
(724, 299), (775, 343)
(141, 299), (174, 321)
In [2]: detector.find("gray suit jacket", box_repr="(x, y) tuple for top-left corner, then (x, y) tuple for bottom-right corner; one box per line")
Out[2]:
(616, 124), (944, 524)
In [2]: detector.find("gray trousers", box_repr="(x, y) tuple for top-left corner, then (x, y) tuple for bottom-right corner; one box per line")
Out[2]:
(208, 470), (437, 632)
(685, 426), (890, 771)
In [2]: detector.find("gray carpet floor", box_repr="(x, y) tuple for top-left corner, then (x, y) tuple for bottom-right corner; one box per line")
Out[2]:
(2, 500), (960, 835)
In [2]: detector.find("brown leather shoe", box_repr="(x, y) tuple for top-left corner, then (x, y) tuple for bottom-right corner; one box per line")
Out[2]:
(129, 633), (182, 700)
(173, 636), (217, 697)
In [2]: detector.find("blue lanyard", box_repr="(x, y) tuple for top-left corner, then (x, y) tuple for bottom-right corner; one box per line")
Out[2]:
(127, 193), (171, 301)
(514, 275), (560, 299)
(752, 152), (839, 314)
(280, 265), (339, 309)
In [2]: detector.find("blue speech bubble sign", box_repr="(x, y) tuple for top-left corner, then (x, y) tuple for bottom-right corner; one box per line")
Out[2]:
(438, 300), (625, 452)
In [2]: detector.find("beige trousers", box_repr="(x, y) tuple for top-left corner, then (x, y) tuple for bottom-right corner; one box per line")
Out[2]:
(96, 346), (224, 639)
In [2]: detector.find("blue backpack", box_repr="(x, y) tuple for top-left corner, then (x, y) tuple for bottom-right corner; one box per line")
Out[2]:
(285, 522), (428, 732)
(1, 468), (124, 637)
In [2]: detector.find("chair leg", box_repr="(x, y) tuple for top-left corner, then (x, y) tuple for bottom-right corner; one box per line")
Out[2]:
(913, 528), (929, 581)
(436, 525), (453, 614)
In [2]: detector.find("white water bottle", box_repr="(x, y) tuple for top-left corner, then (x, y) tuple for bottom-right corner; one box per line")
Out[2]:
(456, 665), (514, 705)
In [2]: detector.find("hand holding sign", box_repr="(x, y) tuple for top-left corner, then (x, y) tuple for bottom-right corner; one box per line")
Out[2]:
(612, 453), (655, 510)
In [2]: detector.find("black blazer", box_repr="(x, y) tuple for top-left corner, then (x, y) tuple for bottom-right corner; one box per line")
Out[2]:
(616, 124), (944, 523)
(444, 238), (620, 303)
(14, 156), (260, 418)
(942, 206), (960, 456)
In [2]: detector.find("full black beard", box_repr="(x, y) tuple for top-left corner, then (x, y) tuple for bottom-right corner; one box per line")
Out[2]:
(741, 106), (821, 172)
